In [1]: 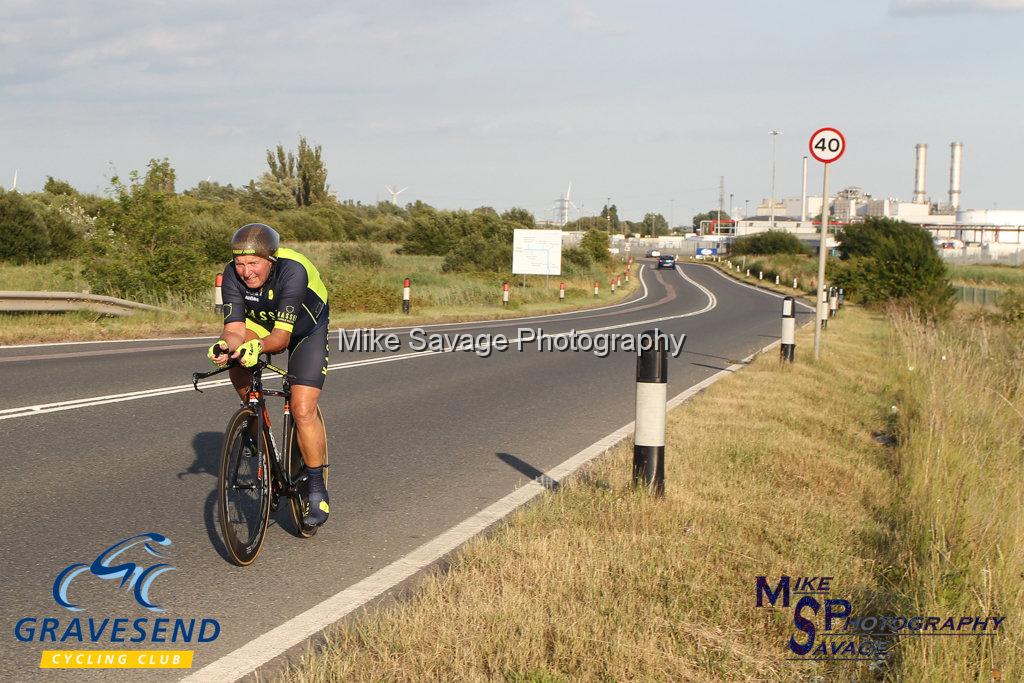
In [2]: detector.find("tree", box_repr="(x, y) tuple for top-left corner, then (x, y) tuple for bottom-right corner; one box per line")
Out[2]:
(641, 212), (669, 237)
(599, 204), (620, 232)
(44, 176), (78, 196)
(731, 231), (809, 255)
(184, 180), (243, 203)
(501, 207), (535, 228)
(0, 190), (50, 263)
(266, 136), (329, 207)
(832, 217), (954, 317)
(692, 209), (731, 232)
(580, 227), (611, 263)
(143, 158), (176, 194)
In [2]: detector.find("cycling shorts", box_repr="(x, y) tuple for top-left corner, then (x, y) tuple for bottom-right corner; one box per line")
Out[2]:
(286, 320), (329, 390)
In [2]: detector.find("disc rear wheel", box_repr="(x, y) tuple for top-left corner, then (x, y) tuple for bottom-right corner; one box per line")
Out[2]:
(218, 408), (271, 565)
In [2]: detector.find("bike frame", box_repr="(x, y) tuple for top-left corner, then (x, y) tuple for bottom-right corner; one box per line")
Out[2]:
(193, 356), (305, 504)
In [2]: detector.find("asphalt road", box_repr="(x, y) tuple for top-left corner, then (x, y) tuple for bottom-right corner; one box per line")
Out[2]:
(0, 263), (813, 681)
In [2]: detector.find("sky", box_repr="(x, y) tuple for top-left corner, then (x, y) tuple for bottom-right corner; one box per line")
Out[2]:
(2, 0), (1023, 223)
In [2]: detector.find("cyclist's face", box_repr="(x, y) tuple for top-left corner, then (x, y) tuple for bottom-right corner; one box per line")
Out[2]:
(233, 255), (273, 289)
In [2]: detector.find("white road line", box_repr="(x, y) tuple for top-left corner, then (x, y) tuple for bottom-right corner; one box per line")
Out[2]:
(699, 264), (815, 310)
(0, 280), (716, 422)
(179, 335), (780, 683)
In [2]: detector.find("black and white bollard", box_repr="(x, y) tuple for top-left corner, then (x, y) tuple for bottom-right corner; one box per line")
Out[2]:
(402, 277), (411, 314)
(214, 273), (223, 314)
(780, 296), (796, 362)
(829, 287), (838, 318)
(559, 282), (566, 301)
(820, 288), (829, 330)
(793, 278), (798, 289)
(502, 281), (510, 306)
(746, 269), (750, 277)
(838, 288), (845, 308)
(759, 271), (763, 280)
(634, 330), (667, 496)
(775, 275), (780, 285)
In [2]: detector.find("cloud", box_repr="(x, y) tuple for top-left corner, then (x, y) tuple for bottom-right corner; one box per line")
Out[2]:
(892, 0), (1024, 14)
(568, 1), (634, 36)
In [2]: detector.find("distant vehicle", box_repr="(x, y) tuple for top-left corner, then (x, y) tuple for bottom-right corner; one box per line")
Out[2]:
(646, 249), (661, 257)
(656, 254), (676, 269)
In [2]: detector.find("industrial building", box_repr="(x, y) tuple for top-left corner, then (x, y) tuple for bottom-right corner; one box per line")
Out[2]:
(715, 142), (1024, 255)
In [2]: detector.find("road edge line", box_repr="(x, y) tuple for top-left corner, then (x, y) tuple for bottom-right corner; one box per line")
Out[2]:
(180, 337), (782, 683)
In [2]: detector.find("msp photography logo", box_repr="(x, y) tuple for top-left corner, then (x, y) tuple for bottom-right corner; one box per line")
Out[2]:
(12, 531), (222, 670)
(755, 574), (1005, 664)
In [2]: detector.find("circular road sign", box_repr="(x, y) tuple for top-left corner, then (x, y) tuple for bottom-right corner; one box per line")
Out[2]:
(808, 127), (846, 164)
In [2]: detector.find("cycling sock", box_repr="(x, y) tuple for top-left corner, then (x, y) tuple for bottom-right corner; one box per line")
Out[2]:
(303, 466), (330, 527)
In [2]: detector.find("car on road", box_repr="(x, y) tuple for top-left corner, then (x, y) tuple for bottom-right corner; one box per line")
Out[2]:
(656, 254), (676, 269)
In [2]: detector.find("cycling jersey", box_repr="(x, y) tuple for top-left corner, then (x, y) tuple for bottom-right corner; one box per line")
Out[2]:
(220, 248), (330, 389)
(221, 248), (329, 339)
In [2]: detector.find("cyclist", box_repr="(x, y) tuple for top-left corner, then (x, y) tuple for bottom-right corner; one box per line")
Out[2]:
(207, 223), (331, 527)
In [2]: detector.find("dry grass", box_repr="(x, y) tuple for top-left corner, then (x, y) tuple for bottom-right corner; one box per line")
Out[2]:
(279, 307), (897, 681)
(885, 311), (1024, 680)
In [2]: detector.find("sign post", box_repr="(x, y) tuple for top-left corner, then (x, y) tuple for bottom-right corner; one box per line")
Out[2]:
(808, 127), (845, 360)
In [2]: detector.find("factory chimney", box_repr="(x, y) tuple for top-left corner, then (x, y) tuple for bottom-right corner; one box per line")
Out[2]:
(949, 142), (963, 210)
(913, 143), (928, 204)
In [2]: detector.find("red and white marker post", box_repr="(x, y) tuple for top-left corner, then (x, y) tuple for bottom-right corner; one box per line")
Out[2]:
(559, 282), (565, 301)
(502, 281), (510, 307)
(808, 126), (846, 359)
(214, 273), (223, 314)
(593, 280), (599, 297)
(402, 277), (411, 314)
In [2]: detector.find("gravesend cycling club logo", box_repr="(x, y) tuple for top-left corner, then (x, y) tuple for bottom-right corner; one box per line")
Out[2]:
(53, 532), (175, 612)
(755, 574), (1005, 663)
(12, 532), (222, 670)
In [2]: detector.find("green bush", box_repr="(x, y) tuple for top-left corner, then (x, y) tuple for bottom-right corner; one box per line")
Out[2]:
(275, 209), (334, 241)
(731, 231), (809, 255)
(82, 172), (210, 300)
(0, 190), (50, 263)
(332, 242), (384, 268)
(997, 288), (1024, 323)
(580, 228), (611, 263)
(326, 271), (396, 313)
(832, 218), (954, 317)
(442, 232), (512, 273)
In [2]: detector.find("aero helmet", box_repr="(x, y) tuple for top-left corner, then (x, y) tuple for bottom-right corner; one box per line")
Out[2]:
(230, 223), (280, 260)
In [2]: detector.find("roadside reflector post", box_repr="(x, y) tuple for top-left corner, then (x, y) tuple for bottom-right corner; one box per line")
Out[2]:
(829, 287), (838, 317)
(775, 275), (780, 285)
(559, 282), (566, 301)
(746, 269), (750, 277)
(214, 273), (223, 314)
(624, 268), (629, 283)
(502, 281), (510, 307)
(819, 288), (829, 330)
(611, 278), (617, 293)
(593, 281), (599, 297)
(402, 277), (411, 314)
(781, 296), (796, 363)
(793, 278), (798, 289)
(838, 288), (845, 308)
(634, 330), (667, 497)
(759, 271), (763, 280)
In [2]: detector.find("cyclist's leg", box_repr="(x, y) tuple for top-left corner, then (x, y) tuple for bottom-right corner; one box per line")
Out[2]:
(286, 325), (330, 526)
(290, 385), (325, 467)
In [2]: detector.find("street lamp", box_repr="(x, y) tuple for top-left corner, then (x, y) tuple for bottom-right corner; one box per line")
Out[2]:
(769, 130), (782, 229)
(729, 193), (734, 234)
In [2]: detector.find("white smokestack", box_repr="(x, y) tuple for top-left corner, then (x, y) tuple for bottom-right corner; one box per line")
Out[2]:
(949, 142), (963, 210)
(913, 144), (927, 204)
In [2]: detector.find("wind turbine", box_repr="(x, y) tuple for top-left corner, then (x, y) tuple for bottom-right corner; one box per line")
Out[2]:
(555, 183), (578, 226)
(385, 185), (408, 205)
(11, 169), (17, 192)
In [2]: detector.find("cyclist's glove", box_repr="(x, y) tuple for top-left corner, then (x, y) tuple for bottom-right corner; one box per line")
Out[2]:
(207, 340), (228, 365)
(234, 339), (263, 368)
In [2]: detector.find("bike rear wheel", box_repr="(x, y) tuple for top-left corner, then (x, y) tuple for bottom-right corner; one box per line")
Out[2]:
(287, 405), (329, 538)
(218, 407), (271, 565)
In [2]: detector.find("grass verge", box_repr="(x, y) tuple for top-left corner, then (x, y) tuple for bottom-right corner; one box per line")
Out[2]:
(279, 307), (900, 681)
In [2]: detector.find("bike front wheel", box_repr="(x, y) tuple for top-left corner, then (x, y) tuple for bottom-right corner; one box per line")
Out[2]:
(218, 407), (271, 565)
(288, 405), (329, 538)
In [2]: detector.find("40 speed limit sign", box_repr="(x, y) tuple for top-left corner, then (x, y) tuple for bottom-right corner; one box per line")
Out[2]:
(808, 127), (845, 163)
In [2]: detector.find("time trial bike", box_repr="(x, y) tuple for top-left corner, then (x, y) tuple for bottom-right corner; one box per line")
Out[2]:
(192, 354), (328, 566)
